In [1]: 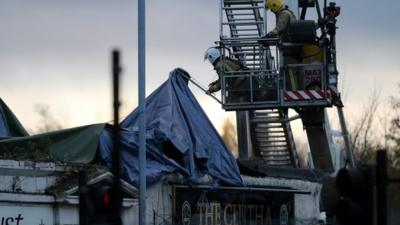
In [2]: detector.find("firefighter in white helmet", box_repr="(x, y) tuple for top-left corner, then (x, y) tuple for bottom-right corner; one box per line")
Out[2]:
(204, 47), (244, 94)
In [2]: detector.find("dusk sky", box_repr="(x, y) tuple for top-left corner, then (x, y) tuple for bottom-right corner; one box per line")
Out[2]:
(1, 0), (399, 139)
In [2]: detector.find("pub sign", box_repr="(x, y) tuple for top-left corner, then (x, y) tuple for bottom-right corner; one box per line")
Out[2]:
(173, 186), (295, 225)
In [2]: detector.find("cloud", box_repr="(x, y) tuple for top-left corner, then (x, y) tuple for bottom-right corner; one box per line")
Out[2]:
(0, 0), (399, 132)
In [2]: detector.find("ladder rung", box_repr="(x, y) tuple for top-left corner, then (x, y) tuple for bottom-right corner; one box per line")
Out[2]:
(231, 28), (259, 32)
(222, 21), (263, 25)
(262, 159), (291, 163)
(233, 51), (262, 55)
(259, 145), (288, 150)
(254, 113), (280, 117)
(263, 162), (292, 165)
(256, 133), (286, 136)
(240, 46), (264, 49)
(259, 144), (288, 148)
(261, 155), (291, 160)
(255, 130), (284, 134)
(262, 158), (292, 163)
(253, 115), (280, 119)
(264, 163), (293, 167)
(260, 152), (290, 160)
(224, 0), (264, 4)
(256, 122), (283, 127)
(231, 34), (260, 38)
(233, 49), (263, 52)
(255, 131), (285, 135)
(257, 140), (287, 144)
(255, 134), (286, 138)
(260, 152), (290, 156)
(255, 125), (283, 129)
(257, 139), (287, 143)
(252, 120), (282, 124)
(260, 150), (289, 154)
(227, 13), (257, 16)
(229, 18), (259, 22)
(223, 6), (263, 10)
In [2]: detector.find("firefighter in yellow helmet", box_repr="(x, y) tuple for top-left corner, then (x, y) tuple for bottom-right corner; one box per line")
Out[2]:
(264, 0), (296, 41)
(264, 0), (300, 90)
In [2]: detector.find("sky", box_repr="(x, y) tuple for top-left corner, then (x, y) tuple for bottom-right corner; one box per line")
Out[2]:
(0, 0), (399, 139)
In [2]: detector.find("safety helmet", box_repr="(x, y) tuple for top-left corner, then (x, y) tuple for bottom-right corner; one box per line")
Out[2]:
(265, 0), (284, 13)
(204, 47), (221, 64)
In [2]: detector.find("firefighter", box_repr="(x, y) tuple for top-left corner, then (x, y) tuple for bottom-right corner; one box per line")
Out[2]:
(264, 0), (296, 40)
(263, 0), (300, 91)
(204, 47), (242, 93)
(204, 47), (249, 102)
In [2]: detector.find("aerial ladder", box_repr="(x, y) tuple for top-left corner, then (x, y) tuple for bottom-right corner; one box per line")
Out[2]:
(212, 0), (355, 172)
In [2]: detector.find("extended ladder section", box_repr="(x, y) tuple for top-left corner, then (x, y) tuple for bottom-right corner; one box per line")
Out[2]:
(220, 0), (266, 63)
(250, 110), (298, 167)
(221, 0), (298, 167)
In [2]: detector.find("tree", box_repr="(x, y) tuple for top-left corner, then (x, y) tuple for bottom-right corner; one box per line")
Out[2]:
(33, 104), (63, 134)
(349, 90), (381, 166)
(386, 85), (400, 170)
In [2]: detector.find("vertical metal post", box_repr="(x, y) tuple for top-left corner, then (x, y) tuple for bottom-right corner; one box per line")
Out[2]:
(78, 171), (88, 225)
(337, 106), (355, 167)
(219, 0), (223, 38)
(376, 150), (387, 225)
(263, 2), (267, 36)
(237, 111), (253, 159)
(138, 0), (147, 225)
(112, 50), (122, 225)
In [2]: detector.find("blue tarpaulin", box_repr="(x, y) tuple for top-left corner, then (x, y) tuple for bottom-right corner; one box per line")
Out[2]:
(0, 98), (29, 138)
(98, 68), (243, 186)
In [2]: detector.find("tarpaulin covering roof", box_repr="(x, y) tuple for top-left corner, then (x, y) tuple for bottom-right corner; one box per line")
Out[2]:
(0, 99), (29, 138)
(98, 68), (243, 186)
(0, 123), (105, 163)
(0, 68), (242, 186)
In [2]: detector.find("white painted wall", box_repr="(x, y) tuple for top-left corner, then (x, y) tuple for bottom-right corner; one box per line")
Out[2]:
(0, 203), (53, 225)
(0, 160), (138, 225)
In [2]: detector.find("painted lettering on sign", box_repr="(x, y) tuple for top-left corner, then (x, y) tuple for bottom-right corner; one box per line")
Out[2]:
(303, 65), (322, 88)
(196, 202), (278, 225)
(0, 214), (23, 225)
(304, 69), (321, 76)
(174, 187), (295, 225)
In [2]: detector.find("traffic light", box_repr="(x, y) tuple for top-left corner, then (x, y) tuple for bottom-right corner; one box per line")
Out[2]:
(88, 185), (112, 220)
(335, 166), (374, 225)
(80, 184), (122, 225)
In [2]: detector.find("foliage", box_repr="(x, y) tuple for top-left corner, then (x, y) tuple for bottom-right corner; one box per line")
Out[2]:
(0, 137), (55, 161)
(386, 86), (400, 170)
(349, 85), (400, 170)
(33, 104), (63, 134)
(349, 90), (381, 166)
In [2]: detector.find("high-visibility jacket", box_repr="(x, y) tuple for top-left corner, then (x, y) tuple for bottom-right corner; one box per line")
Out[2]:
(210, 58), (243, 91)
(268, 7), (296, 42)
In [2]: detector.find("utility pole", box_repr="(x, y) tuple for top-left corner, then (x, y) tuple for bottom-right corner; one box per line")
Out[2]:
(111, 49), (122, 225)
(138, 0), (147, 225)
(376, 150), (387, 225)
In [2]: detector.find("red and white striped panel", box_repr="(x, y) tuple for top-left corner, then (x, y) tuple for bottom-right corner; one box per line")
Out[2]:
(284, 90), (330, 101)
